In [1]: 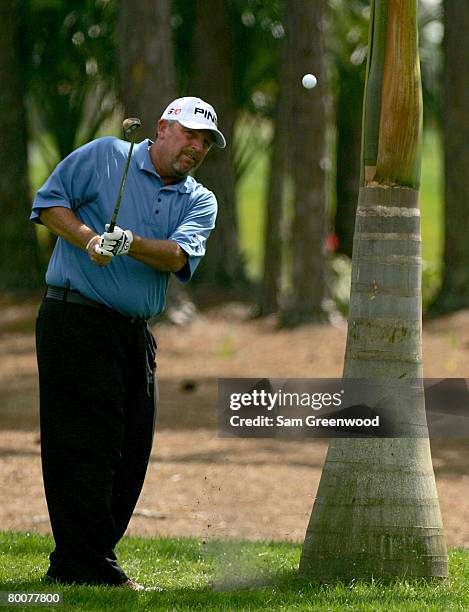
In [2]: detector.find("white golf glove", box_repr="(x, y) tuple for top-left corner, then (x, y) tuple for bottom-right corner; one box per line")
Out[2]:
(97, 225), (133, 257)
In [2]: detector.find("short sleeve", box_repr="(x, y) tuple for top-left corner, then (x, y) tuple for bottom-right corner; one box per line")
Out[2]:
(30, 140), (101, 224)
(169, 189), (217, 282)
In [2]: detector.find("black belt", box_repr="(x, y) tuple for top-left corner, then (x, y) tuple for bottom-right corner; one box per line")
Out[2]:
(45, 286), (147, 324)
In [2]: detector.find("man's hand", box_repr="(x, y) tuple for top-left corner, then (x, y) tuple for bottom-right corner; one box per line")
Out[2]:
(86, 236), (113, 266)
(98, 225), (134, 257)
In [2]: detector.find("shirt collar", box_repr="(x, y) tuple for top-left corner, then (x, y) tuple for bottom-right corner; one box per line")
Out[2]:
(133, 139), (195, 193)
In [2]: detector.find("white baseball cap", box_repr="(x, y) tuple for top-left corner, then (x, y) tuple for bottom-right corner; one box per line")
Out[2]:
(160, 97), (226, 148)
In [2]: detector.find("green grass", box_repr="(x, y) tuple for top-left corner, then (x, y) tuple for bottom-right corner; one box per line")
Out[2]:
(1, 532), (469, 611)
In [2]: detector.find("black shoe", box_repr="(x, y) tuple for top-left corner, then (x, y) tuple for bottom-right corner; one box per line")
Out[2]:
(42, 574), (60, 585)
(44, 573), (161, 591)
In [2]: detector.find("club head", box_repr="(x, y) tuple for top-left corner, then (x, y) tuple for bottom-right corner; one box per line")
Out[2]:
(122, 117), (142, 139)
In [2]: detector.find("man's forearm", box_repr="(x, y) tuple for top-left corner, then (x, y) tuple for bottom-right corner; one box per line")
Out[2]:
(39, 206), (111, 267)
(40, 206), (97, 250)
(40, 207), (186, 272)
(129, 235), (187, 272)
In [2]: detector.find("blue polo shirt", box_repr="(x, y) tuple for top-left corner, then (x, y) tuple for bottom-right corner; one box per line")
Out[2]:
(31, 137), (217, 318)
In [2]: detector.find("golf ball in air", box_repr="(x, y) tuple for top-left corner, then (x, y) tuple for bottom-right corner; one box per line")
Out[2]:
(302, 74), (317, 89)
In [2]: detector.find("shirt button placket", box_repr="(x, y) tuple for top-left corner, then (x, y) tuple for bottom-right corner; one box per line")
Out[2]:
(155, 192), (162, 214)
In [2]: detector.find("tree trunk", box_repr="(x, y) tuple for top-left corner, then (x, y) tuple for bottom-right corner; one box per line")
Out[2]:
(430, 0), (469, 313)
(118, 0), (197, 320)
(190, 0), (245, 291)
(0, 2), (42, 290)
(281, 0), (328, 326)
(300, 0), (447, 580)
(258, 11), (290, 316)
(118, 0), (176, 139)
(334, 66), (363, 257)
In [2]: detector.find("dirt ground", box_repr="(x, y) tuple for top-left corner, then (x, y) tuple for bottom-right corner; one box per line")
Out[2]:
(1, 298), (469, 547)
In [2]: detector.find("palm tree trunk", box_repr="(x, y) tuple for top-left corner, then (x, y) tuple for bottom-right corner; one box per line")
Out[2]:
(118, 0), (176, 139)
(0, 2), (42, 289)
(300, 0), (447, 580)
(430, 0), (469, 313)
(190, 0), (244, 290)
(118, 0), (198, 321)
(281, 0), (329, 326)
(334, 68), (362, 257)
(259, 5), (290, 316)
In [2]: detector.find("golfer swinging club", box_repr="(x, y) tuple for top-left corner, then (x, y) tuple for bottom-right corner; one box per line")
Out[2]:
(30, 97), (225, 590)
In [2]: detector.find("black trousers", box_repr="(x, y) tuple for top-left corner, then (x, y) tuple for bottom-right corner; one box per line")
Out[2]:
(36, 298), (157, 585)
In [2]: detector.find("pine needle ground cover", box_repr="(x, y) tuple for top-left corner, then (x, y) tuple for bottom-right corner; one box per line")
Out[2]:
(1, 532), (468, 611)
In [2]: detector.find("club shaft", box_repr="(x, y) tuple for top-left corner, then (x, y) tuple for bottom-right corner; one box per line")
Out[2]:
(109, 138), (136, 232)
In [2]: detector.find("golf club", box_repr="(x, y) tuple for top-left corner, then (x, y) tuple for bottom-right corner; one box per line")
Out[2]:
(108, 117), (142, 232)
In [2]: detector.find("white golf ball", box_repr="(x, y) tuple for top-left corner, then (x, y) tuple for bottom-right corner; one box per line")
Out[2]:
(302, 74), (317, 89)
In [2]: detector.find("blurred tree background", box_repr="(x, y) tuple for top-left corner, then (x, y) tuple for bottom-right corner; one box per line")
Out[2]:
(1, 0), (466, 323)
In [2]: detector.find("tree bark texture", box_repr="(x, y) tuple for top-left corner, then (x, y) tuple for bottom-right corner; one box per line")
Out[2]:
(300, 0), (447, 580)
(282, 0), (328, 325)
(301, 187), (447, 579)
(118, 0), (198, 318)
(335, 66), (362, 257)
(0, 2), (42, 289)
(375, 2), (422, 186)
(118, 0), (176, 139)
(259, 10), (291, 315)
(190, 0), (243, 289)
(431, 0), (469, 313)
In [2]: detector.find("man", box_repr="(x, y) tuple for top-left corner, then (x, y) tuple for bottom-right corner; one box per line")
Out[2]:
(31, 97), (225, 590)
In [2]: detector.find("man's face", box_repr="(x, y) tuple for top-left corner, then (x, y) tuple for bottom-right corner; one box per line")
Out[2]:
(156, 120), (214, 179)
